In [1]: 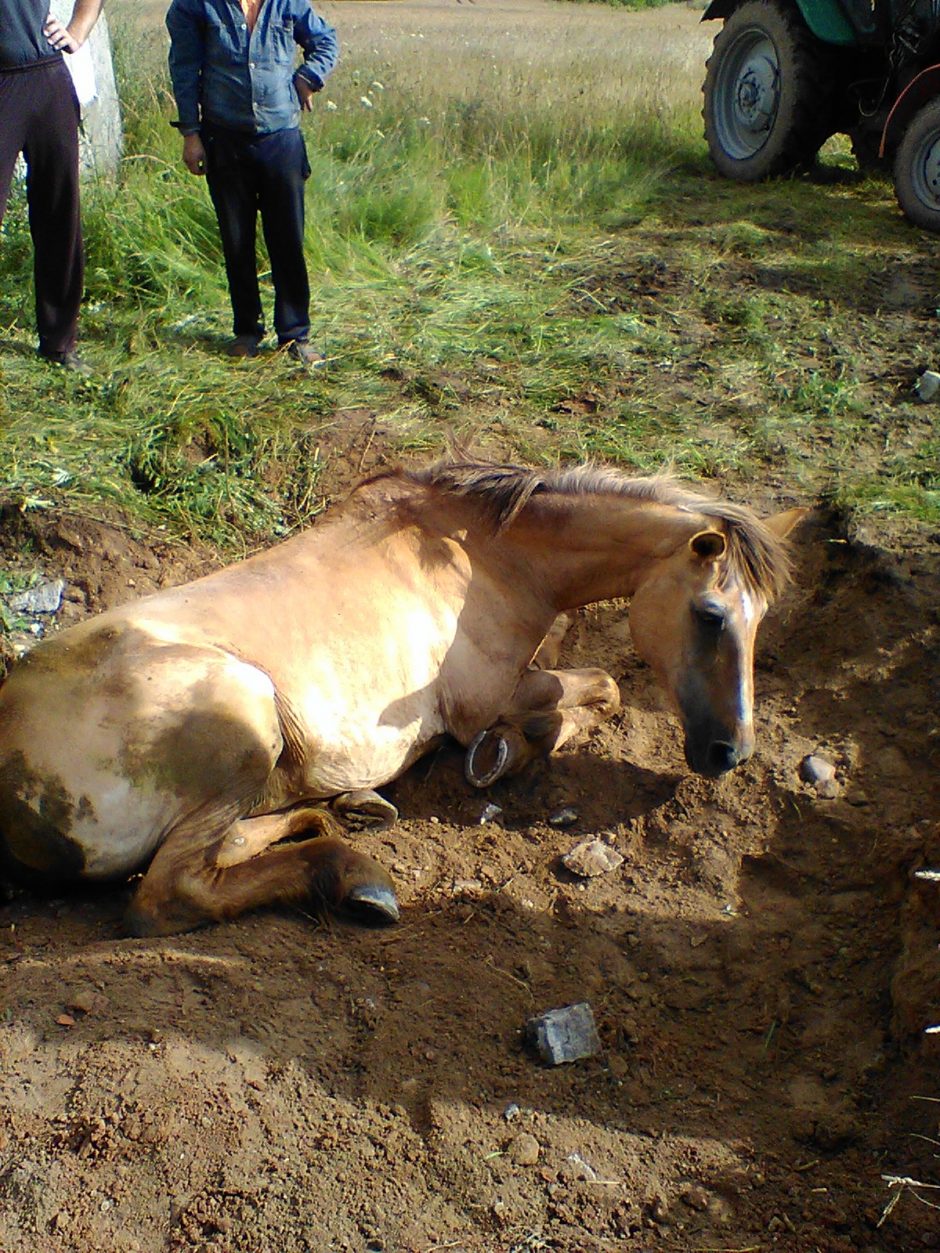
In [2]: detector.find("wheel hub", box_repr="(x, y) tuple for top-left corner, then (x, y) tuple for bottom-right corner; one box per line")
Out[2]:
(916, 134), (940, 205)
(735, 57), (777, 134)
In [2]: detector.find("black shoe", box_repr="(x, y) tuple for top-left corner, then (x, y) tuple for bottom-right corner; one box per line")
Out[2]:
(284, 339), (326, 368)
(38, 348), (93, 376)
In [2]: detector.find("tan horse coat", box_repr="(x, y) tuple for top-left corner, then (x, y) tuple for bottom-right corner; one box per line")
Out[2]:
(0, 461), (802, 935)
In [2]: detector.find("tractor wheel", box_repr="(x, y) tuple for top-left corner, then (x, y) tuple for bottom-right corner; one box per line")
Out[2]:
(894, 98), (940, 232)
(703, 0), (833, 181)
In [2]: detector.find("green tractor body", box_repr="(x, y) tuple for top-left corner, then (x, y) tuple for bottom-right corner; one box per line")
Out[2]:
(702, 0), (940, 228)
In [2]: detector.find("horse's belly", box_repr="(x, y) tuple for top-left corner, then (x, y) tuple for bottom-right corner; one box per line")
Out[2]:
(298, 686), (446, 794)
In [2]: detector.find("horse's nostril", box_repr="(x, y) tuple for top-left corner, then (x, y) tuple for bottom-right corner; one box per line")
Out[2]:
(707, 741), (739, 774)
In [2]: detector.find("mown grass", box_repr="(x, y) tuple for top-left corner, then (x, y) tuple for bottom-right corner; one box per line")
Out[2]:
(0, 0), (936, 553)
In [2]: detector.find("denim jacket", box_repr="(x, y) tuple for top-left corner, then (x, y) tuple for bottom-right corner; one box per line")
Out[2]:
(166, 0), (338, 136)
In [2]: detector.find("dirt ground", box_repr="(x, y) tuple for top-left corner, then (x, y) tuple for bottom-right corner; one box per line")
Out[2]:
(1, 2), (939, 1250)
(0, 455), (938, 1253)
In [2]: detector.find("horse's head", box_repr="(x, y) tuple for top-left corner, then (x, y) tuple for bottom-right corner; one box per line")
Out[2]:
(628, 508), (804, 778)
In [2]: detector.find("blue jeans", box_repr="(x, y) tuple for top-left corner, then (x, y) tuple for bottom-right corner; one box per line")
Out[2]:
(203, 124), (311, 343)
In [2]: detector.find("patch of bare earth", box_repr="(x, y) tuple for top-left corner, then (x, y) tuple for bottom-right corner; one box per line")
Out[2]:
(0, 468), (937, 1253)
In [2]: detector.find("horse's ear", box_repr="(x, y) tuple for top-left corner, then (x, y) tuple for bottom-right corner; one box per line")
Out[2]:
(689, 530), (726, 561)
(763, 507), (808, 539)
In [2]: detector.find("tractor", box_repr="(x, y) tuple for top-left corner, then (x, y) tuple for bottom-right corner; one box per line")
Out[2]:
(701, 0), (940, 230)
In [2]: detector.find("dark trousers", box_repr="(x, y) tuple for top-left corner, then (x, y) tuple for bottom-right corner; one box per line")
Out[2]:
(203, 125), (311, 344)
(0, 58), (83, 356)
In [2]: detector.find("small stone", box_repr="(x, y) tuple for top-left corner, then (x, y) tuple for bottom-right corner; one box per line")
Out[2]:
(562, 838), (624, 878)
(502, 1102), (521, 1122)
(66, 989), (108, 1016)
(525, 1002), (602, 1065)
(479, 803), (502, 824)
(680, 1183), (710, 1211)
(914, 369), (940, 401)
(649, 1195), (671, 1224)
(548, 807), (578, 827)
(799, 754), (836, 785)
(507, 1132), (540, 1166)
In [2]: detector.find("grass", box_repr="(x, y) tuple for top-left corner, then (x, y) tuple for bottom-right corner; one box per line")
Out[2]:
(0, 0), (937, 556)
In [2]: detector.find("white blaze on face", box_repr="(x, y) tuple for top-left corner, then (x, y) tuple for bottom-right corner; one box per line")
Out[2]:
(739, 587), (757, 629)
(731, 585), (763, 725)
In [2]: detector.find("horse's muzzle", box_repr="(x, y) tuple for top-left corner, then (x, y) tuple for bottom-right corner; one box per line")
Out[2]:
(684, 730), (753, 777)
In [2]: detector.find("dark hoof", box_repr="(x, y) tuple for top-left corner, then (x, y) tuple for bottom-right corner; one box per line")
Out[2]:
(331, 789), (399, 831)
(343, 883), (400, 925)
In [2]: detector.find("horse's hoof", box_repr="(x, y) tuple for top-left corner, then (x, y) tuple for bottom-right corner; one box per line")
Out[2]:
(465, 728), (510, 787)
(344, 883), (400, 924)
(331, 789), (399, 831)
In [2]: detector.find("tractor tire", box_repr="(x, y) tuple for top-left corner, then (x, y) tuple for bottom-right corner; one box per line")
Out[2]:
(894, 98), (940, 232)
(703, 0), (834, 181)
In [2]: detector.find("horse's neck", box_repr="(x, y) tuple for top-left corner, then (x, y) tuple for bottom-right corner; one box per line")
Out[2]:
(506, 495), (700, 609)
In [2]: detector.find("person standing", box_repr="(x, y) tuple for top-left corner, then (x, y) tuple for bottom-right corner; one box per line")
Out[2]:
(166, 0), (338, 366)
(0, 0), (104, 372)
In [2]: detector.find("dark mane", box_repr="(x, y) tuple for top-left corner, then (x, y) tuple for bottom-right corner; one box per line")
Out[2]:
(372, 458), (792, 601)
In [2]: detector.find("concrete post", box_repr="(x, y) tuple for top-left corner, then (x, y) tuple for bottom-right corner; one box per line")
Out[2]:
(49, 0), (124, 176)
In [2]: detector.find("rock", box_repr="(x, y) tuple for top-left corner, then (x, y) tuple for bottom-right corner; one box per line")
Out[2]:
(8, 579), (66, 615)
(799, 754), (836, 785)
(548, 807), (578, 827)
(525, 1002), (602, 1065)
(648, 1195), (671, 1224)
(66, 989), (109, 1016)
(479, 803), (502, 824)
(914, 369), (940, 401)
(815, 776), (841, 799)
(502, 1102), (521, 1122)
(562, 838), (624, 878)
(507, 1132), (540, 1166)
(680, 1183), (710, 1211)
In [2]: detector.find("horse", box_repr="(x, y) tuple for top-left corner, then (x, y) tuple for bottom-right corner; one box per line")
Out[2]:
(0, 458), (803, 936)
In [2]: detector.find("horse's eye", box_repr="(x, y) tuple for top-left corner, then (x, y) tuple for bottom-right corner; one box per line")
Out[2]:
(694, 605), (725, 630)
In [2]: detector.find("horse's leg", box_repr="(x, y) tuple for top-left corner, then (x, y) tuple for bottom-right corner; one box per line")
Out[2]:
(465, 666), (620, 788)
(530, 612), (572, 670)
(126, 805), (398, 937)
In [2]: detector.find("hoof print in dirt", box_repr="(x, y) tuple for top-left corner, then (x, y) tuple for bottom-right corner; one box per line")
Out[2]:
(525, 1002), (602, 1065)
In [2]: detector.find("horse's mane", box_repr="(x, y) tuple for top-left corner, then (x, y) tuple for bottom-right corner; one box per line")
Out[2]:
(368, 457), (792, 602)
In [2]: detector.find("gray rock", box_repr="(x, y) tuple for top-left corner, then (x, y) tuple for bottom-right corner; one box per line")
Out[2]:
(525, 1002), (601, 1065)
(799, 754), (836, 785)
(914, 369), (940, 401)
(562, 838), (624, 878)
(548, 807), (578, 827)
(8, 579), (65, 615)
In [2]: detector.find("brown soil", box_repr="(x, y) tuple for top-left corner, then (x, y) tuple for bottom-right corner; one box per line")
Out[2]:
(1, 466), (938, 1253)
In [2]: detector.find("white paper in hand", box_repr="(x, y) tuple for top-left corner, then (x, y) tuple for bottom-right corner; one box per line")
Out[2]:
(65, 43), (97, 107)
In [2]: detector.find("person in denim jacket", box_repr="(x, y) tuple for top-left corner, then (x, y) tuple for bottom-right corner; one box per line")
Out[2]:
(166, 0), (338, 365)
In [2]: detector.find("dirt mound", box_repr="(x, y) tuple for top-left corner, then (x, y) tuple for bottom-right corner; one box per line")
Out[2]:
(0, 503), (937, 1252)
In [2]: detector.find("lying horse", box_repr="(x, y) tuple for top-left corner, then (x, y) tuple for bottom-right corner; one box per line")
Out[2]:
(0, 459), (802, 936)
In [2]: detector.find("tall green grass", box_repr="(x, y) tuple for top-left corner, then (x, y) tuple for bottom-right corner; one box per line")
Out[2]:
(0, 4), (936, 547)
